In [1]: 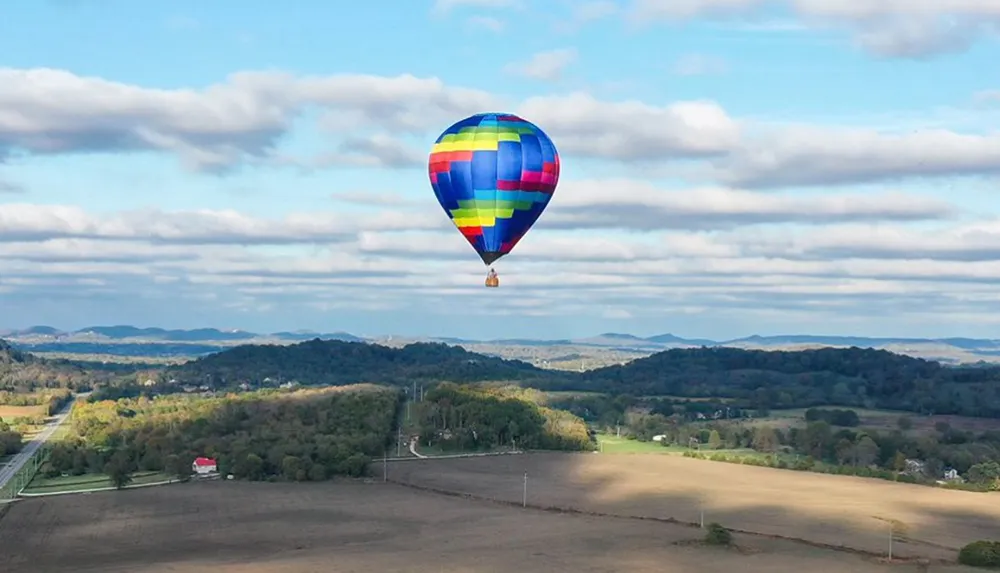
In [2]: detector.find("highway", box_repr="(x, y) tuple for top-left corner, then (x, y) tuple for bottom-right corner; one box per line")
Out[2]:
(0, 396), (81, 496)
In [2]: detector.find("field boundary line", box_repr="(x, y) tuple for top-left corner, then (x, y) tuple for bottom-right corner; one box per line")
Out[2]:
(385, 450), (523, 462)
(19, 478), (178, 498)
(383, 478), (953, 566)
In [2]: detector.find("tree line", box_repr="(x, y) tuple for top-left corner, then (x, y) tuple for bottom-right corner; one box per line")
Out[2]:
(152, 341), (1000, 420)
(41, 381), (594, 486)
(615, 408), (1000, 490)
(12, 337), (1000, 420)
(45, 385), (402, 483)
(560, 346), (1000, 418)
(413, 383), (592, 452)
(162, 340), (557, 388)
(0, 340), (139, 395)
(0, 419), (22, 456)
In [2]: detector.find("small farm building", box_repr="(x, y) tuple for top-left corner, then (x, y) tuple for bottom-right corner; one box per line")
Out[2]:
(192, 457), (218, 475)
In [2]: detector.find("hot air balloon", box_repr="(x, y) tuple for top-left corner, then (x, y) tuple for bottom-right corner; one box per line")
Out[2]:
(427, 112), (560, 287)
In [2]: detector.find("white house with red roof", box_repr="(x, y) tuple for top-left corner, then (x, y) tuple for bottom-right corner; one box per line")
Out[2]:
(192, 457), (218, 475)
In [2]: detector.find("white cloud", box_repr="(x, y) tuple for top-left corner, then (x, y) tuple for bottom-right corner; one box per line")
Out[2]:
(626, 0), (1000, 57)
(518, 93), (739, 159)
(4, 67), (997, 190)
(0, 203), (441, 244)
(2, 66), (1000, 333)
(431, 0), (521, 15)
(544, 180), (953, 229)
(6, 200), (1000, 330)
(718, 126), (1000, 188)
(0, 68), (499, 171)
(556, 0), (621, 32)
(973, 90), (1000, 106)
(466, 15), (505, 31)
(0, 180), (24, 194)
(505, 49), (579, 82)
(671, 54), (728, 76)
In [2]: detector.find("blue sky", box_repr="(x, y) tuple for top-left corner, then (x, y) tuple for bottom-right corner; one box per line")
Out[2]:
(1, 0), (1000, 339)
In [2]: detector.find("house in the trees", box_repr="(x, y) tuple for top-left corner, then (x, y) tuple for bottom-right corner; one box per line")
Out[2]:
(192, 457), (218, 475)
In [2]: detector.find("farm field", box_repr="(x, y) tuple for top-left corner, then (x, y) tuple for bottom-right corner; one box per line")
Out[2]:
(388, 452), (1000, 562)
(0, 480), (980, 573)
(21, 471), (173, 495)
(745, 407), (1000, 434)
(0, 405), (46, 421)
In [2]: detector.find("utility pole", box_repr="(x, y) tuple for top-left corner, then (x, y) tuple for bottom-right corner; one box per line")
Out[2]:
(396, 426), (402, 457)
(698, 492), (705, 528)
(383, 450), (387, 482)
(888, 523), (893, 561)
(522, 471), (528, 507)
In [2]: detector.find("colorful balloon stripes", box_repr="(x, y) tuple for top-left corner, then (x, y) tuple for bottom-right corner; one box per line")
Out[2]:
(428, 113), (559, 265)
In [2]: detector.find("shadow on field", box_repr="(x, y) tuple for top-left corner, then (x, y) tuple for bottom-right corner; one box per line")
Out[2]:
(0, 460), (992, 573)
(385, 452), (1000, 564)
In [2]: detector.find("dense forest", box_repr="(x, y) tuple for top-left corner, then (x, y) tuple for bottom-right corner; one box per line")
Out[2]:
(0, 419), (22, 456)
(71, 340), (1000, 419)
(680, 418), (1000, 490)
(0, 340), (130, 396)
(161, 339), (559, 387)
(561, 346), (1000, 418)
(413, 383), (592, 452)
(42, 382), (593, 484)
(46, 385), (402, 482)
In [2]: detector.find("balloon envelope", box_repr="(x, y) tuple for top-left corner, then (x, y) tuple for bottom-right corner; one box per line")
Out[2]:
(428, 112), (559, 265)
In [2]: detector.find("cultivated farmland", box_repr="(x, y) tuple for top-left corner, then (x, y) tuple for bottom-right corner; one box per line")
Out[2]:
(0, 405), (45, 421)
(0, 480), (980, 572)
(388, 452), (1000, 562)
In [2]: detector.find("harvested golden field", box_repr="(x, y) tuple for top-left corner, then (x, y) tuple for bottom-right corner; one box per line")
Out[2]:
(0, 405), (45, 421)
(0, 480), (980, 572)
(388, 453), (1000, 562)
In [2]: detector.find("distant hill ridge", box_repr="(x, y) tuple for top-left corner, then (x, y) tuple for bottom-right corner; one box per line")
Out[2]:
(145, 339), (1000, 418)
(5, 325), (1000, 365)
(4, 324), (999, 348)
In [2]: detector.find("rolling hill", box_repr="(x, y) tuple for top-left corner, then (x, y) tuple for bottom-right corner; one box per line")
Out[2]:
(121, 339), (1000, 419)
(5, 324), (1000, 366)
(161, 339), (562, 387)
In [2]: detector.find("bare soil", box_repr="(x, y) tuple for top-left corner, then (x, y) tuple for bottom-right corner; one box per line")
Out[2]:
(387, 452), (1000, 561)
(0, 479), (980, 572)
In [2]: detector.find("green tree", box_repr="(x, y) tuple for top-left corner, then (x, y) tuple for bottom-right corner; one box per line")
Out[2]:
(854, 436), (879, 467)
(707, 430), (723, 450)
(704, 523), (732, 546)
(104, 451), (133, 489)
(891, 451), (907, 478)
(834, 438), (854, 465)
(751, 427), (777, 453)
(967, 462), (1000, 489)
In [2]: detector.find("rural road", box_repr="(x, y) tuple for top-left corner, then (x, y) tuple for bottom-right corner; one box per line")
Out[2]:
(0, 395), (83, 495)
(409, 438), (426, 458)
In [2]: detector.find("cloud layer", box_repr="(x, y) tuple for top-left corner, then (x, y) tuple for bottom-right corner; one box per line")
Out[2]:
(1, 60), (998, 335)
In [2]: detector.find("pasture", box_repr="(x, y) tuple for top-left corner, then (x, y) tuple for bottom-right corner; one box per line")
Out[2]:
(0, 480), (979, 572)
(745, 407), (1000, 435)
(388, 452), (1000, 562)
(21, 471), (174, 495)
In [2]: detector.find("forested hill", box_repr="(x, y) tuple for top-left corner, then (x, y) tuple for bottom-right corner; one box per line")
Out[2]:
(164, 339), (560, 387)
(563, 346), (1000, 417)
(0, 338), (102, 393)
(64, 339), (1000, 418)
